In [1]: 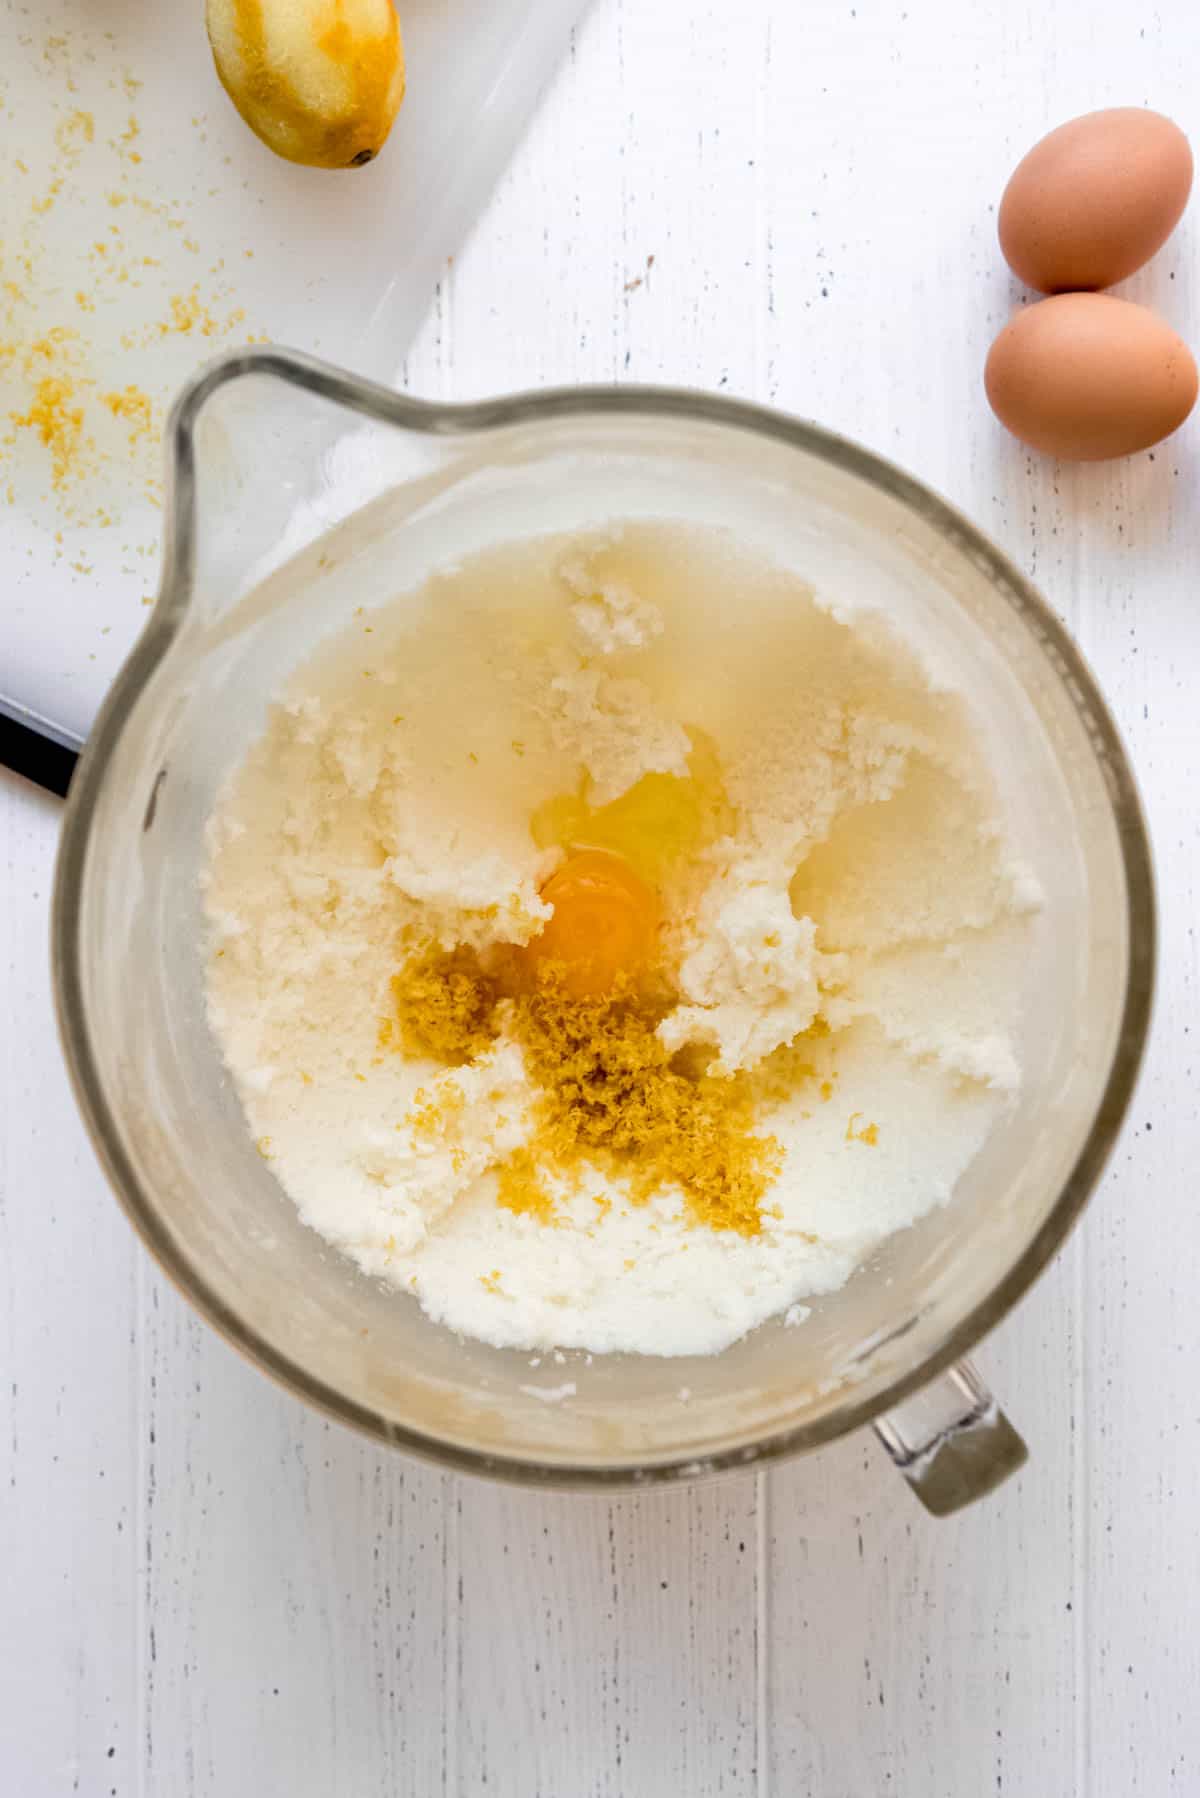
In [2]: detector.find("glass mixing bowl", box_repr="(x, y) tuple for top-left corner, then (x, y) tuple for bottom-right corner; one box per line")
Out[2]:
(52, 349), (1154, 1513)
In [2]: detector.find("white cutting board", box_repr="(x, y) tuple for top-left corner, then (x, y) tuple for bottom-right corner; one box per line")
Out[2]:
(0, 0), (586, 745)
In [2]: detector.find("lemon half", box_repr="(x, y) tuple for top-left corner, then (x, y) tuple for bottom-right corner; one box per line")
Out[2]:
(207, 0), (405, 170)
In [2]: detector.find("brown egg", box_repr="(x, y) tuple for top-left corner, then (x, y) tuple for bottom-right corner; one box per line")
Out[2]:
(984, 294), (1197, 461)
(998, 108), (1192, 292)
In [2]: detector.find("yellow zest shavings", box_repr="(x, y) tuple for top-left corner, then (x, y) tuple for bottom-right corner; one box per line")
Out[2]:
(739, 1034), (842, 1120)
(386, 949), (500, 1065)
(102, 384), (153, 441)
(408, 1079), (465, 1140)
(385, 950), (785, 1238)
(55, 109), (95, 152)
(495, 1148), (556, 1223)
(0, 51), (261, 522)
(10, 375), (85, 489)
(116, 114), (142, 164)
(513, 975), (779, 1237)
(845, 1112), (879, 1146)
(156, 285), (245, 340)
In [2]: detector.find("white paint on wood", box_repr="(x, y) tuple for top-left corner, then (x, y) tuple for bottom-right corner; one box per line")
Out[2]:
(5, 0), (1200, 1791)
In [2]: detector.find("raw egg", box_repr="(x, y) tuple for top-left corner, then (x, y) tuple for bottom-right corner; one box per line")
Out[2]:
(529, 849), (659, 999)
(984, 293), (1197, 461)
(998, 107), (1193, 293)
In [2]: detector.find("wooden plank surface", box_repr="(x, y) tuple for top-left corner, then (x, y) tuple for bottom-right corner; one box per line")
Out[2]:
(4, 0), (1200, 1791)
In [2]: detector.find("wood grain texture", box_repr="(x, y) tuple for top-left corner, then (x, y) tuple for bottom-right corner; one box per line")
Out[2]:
(4, 0), (1200, 1792)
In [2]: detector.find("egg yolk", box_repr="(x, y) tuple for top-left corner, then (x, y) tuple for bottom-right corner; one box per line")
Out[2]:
(529, 849), (660, 998)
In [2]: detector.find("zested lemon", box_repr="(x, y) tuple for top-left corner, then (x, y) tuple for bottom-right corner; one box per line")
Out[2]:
(207, 0), (405, 170)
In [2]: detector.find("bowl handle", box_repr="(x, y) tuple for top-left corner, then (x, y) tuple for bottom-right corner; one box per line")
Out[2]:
(872, 1359), (1027, 1516)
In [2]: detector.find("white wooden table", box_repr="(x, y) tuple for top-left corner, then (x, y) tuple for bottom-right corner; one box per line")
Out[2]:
(4, 4), (1200, 1792)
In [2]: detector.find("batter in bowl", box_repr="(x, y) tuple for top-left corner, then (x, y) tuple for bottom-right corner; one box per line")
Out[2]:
(203, 522), (1039, 1356)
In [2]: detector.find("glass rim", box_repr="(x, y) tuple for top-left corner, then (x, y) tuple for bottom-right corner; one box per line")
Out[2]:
(51, 346), (1157, 1487)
